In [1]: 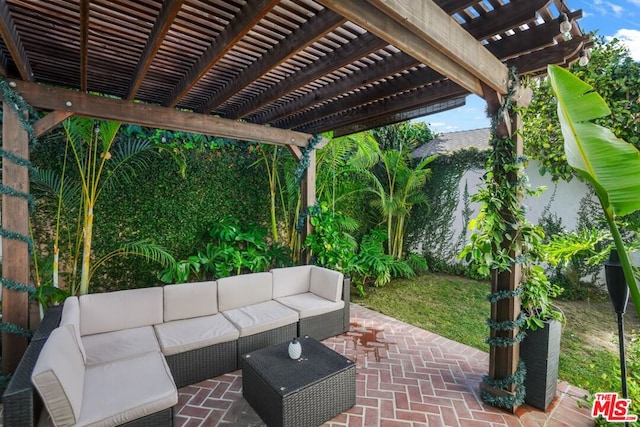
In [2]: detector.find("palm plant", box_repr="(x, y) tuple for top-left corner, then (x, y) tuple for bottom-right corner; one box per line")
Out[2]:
(315, 132), (381, 211)
(548, 64), (640, 319)
(366, 150), (436, 259)
(33, 118), (182, 295)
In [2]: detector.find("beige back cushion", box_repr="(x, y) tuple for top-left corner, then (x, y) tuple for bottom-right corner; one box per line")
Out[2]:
(271, 265), (312, 298)
(79, 287), (163, 336)
(59, 296), (87, 363)
(310, 266), (343, 302)
(217, 272), (272, 312)
(32, 325), (85, 427)
(163, 281), (218, 322)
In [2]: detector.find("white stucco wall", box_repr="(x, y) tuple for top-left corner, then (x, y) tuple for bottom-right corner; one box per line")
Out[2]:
(449, 159), (593, 246)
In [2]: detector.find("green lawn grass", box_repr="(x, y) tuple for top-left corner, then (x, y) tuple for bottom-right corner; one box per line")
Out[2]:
(353, 272), (621, 393)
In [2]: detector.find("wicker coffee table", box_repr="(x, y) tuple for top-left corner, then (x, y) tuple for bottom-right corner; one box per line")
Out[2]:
(241, 336), (355, 427)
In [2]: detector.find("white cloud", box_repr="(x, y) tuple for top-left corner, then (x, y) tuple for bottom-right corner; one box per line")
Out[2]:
(607, 28), (640, 61)
(429, 122), (446, 128)
(627, 0), (640, 7)
(607, 2), (624, 16)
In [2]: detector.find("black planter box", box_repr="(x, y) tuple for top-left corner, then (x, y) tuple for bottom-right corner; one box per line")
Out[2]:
(520, 319), (562, 411)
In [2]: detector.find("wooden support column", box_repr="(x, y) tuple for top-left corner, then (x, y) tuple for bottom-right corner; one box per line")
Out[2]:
(481, 86), (523, 413)
(289, 145), (316, 264)
(2, 103), (30, 374)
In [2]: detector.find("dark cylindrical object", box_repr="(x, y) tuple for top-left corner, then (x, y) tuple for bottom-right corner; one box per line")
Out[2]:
(605, 249), (629, 314)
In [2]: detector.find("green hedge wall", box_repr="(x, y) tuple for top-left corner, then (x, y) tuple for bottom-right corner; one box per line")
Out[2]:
(93, 148), (270, 290)
(32, 143), (271, 292)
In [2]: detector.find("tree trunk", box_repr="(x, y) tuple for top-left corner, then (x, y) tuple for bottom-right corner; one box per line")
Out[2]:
(79, 207), (94, 295)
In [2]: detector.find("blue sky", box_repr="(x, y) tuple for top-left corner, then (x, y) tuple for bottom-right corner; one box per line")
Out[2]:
(418, 0), (640, 133)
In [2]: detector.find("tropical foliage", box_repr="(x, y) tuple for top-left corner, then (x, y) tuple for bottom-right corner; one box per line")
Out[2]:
(548, 64), (640, 320)
(158, 216), (292, 283)
(524, 37), (640, 181)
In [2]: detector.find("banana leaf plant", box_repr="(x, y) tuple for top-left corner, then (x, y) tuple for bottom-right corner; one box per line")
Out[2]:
(548, 64), (640, 320)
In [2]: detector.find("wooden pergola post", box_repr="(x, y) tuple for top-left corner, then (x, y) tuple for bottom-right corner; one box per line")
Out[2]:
(2, 103), (30, 374)
(296, 148), (316, 264)
(481, 87), (524, 413)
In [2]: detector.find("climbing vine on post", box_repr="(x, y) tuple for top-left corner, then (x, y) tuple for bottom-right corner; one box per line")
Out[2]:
(460, 69), (560, 410)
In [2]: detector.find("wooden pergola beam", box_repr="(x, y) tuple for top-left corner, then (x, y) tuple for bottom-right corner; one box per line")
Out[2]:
(126, 0), (186, 100)
(507, 36), (589, 75)
(10, 80), (312, 147)
(79, 0), (89, 92)
(0, 0), (33, 81)
(34, 111), (75, 138)
(463, 0), (549, 40)
(435, 0), (481, 14)
(318, 0), (492, 98)
(198, 8), (345, 114)
(166, 0), (279, 107)
(484, 12), (582, 61)
(362, 0), (509, 95)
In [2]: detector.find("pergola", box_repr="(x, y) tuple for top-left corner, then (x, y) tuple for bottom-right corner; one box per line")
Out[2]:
(0, 0), (587, 411)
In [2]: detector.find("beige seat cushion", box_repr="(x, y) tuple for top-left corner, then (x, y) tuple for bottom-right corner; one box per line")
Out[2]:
(163, 281), (218, 322)
(276, 293), (344, 319)
(60, 296), (88, 364)
(310, 266), (344, 302)
(271, 265), (312, 298)
(222, 300), (298, 337)
(32, 325), (85, 427)
(217, 272), (273, 312)
(154, 314), (239, 356)
(82, 326), (160, 366)
(79, 287), (163, 336)
(76, 351), (177, 427)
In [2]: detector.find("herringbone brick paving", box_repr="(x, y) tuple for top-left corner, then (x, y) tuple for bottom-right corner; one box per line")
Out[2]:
(175, 304), (594, 426)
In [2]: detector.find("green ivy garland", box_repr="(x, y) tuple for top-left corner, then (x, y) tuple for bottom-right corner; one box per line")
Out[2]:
(481, 361), (527, 408)
(0, 78), (39, 340)
(296, 203), (321, 233)
(293, 133), (323, 186)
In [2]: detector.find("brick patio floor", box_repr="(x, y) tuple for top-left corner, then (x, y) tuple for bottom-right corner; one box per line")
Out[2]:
(175, 304), (595, 426)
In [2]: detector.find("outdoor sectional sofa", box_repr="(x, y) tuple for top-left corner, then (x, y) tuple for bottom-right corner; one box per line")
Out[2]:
(2, 265), (351, 427)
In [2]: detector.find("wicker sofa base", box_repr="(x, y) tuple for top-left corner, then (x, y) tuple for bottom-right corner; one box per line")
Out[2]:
(2, 306), (62, 427)
(237, 323), (297, 366)
(298, 309), (345, 342)
(165, 340), (238, 388)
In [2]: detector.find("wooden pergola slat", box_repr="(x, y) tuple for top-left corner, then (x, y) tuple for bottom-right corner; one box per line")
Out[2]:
(303, 79), (468, 134)
(198, 8), (345, 114)
(0, 0), (32, 81)
(318, 0), (488, 97)
(333, 97), (466, 137)
(126, 0), (186, 100)
(285, 67), (446, 131)
(258, 52), (420, 126)
(232, 31), (388, 119)
(79, 0), (89, 92)
(166, 0), (280, 107)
